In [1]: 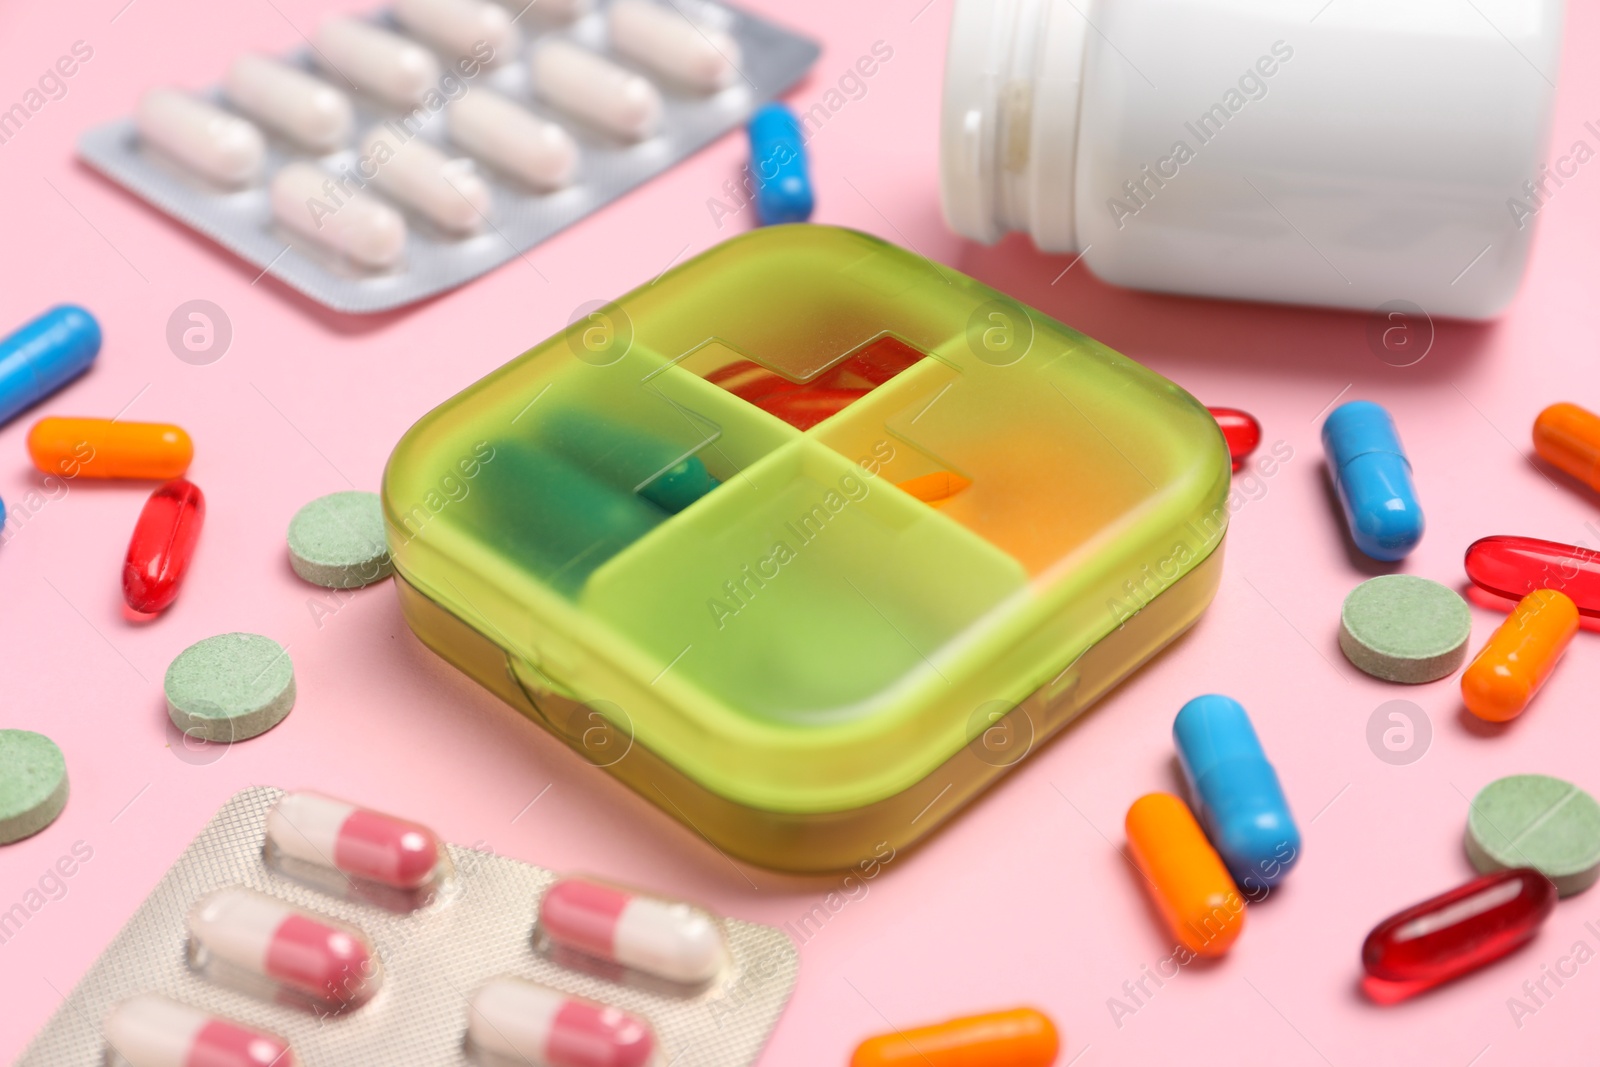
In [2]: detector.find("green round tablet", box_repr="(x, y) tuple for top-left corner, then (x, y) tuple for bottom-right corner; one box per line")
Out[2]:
(0, 730), (68, 844)
(1338, 574), (1471, 683)
(287, 491), (393, 589)
(1466, 774), (1600, 897)
(165, 633), (296, 743)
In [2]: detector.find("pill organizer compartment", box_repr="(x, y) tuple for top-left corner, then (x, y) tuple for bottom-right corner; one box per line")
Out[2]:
(582, 435), (1029, 727)
(384, 225), (1231, 871)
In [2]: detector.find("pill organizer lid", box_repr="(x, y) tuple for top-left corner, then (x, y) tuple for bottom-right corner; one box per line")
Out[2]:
(384, 225), (1230, 813)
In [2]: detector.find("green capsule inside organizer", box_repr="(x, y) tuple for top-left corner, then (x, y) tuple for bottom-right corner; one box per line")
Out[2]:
(383, 225), (1231, 872)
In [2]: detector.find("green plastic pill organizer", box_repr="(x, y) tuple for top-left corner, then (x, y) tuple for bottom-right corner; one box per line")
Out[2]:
(383, 225), (1230, 872)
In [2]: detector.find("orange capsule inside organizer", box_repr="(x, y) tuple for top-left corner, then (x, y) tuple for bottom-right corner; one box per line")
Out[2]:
(1125, 792), (1245, 957)
(850, 1007), (1060, 1067)
(895, 471), (974, 505)
(27, 417), (193, 480)
(1461, 589), (1578, 722)
(1533, 403), (1600, 493)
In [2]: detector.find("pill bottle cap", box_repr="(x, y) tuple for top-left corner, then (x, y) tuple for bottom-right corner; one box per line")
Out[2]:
(939, 0), (1087, 252)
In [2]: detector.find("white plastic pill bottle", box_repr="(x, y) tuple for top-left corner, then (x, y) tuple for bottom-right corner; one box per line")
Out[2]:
(940, 0), (1564, 319)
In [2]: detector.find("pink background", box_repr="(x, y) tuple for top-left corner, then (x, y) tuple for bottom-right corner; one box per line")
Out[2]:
(3, 0), (1600, 1063)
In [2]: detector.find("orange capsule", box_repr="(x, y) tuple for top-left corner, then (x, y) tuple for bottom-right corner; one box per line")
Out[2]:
(1125, 792), (1245, 957)
(27, 417), (193, 480)
(1533, 403), (1600, 493)
(850, 1007), (1059, 1067)
(1461, 589), (1578, 722)
(895, 471), (973, 505)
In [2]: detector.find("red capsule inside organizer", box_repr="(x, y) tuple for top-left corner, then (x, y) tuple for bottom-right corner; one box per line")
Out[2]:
(1465, 535), (1600, 619)
(1207, 407), (1261, 472)
(702, 336), (924, 431)
(753, 387), (872, 430)
(1362, 868), (1555, 995)
(123, 478), (205, 613)
(708, 362), (865, 429)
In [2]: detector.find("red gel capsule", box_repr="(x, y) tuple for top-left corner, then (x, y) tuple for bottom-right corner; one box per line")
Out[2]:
(123, 478), (205, 613)
(1465, 535), (1600, 619)
(1208, 407), (1261, 472)
(1362, 868), (1555, 987)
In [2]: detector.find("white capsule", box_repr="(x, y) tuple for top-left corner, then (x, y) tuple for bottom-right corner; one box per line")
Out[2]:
(104, 994), (296, 1067)
(314, 16), (442, 109)
(359, 127), (491, 234)
(607, 0), (740, 92)
(272, 162), (407, 269)
(530, 39), (662, 141)
(225, 54), (353, 152)
(468, 979), (657, 1067)
(395, 0), (519, 64)
(135, 88), (264, 186)
(500, 0), (592, 20)
(448, 91), (577, 190)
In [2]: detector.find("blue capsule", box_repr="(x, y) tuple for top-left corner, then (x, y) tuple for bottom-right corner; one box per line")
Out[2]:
(1321, 400), (1423, 561)
(747, 104), (813, 226)
(0, 306), (101, 427)
(1173, 694), (1300, 892)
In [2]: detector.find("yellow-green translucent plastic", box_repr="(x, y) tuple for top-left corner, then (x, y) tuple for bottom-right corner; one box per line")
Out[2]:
(383, 225), (1230, 869)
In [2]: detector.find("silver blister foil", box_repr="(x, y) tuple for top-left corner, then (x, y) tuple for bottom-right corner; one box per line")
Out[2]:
(18, 786), (798, 1065)
(77, 2), (819, 313)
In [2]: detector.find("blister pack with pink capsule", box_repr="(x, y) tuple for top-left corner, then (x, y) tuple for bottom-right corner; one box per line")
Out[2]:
(18, 786), (797, 1066)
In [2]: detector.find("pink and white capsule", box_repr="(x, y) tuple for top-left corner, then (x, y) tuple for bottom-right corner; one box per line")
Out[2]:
(540, 877), (727, 984)
(104, 995), (295, 1067)
(468, 978), (657, 1067)
(267, 790), (442, 889)
(188, 888), (377, 1004)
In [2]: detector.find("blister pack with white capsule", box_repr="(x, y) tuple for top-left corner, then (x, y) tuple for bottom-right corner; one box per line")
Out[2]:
(17, 787), (798, 1067)
(78, 0), (818, 313)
